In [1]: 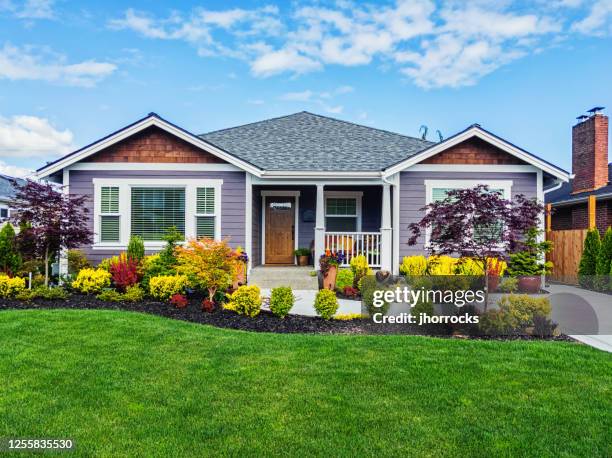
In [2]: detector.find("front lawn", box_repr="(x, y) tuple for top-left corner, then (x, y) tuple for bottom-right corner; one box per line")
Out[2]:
(0, 310), (610, 457)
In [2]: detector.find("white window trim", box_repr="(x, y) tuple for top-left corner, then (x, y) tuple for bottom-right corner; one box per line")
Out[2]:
(324, 191), (363, 232)
(92, 178), (223, 250)
(424, 179), (513, 247)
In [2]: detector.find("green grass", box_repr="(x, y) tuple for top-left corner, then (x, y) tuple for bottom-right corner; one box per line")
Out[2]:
(0, 310), (610, 457)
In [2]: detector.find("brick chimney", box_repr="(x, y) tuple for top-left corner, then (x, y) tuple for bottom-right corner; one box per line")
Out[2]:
(572, 111), (609, 193)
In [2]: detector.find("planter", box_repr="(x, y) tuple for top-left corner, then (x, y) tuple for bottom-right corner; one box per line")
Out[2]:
(487, 275), (500, 293)
(323, 266), (337, 291)
(233, 261), (246, 289)
(297, 255), (309, 266)
(518, 276), (541, 294)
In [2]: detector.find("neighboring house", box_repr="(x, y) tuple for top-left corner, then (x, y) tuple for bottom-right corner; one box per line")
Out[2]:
(546, 110), (611, 234)
(35, 111), (570, 275)
(0, 174), (24, 224)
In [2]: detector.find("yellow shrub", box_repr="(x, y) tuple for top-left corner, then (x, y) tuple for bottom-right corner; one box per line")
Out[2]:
(72, 268), (111, 294)
(0, 275), (26, 298)
(400, 256), (428, 276)
(427, 256), (458, 275)
(142, 254), (161, 271)
(456, 258), (485, 276)
(225, 285), (261, 317)
(487, 258), (507, 277)
(350, 255), (372, 279)
(97, 256), (119, 272)
(333, 313), (364, 320)
(149, 274), (189, 301)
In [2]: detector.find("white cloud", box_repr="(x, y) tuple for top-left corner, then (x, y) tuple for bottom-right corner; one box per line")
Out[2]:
(0, 114), (73, 158)
(571, 0), (612, 36)
(280, 90), (315, 102)
(0, 43), (116, 87)
(0, 160), (33, 178)
(1, 0), (54, 19)
(251, 48), (322, 76)
(279, 86), (353, 114)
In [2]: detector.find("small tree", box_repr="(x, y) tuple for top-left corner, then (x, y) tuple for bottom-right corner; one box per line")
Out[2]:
(127, 235), (145, 265)
(11, 180), (92, 286)
(175, 238), (237, 302)
(407, 185), (544, 308)
(0, 223), (21, 275)
(595, 228), (612, 290)
(578, 228), (601, 289)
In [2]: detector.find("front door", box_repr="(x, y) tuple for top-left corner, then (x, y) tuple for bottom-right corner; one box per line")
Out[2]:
(265, 197), (295, 264)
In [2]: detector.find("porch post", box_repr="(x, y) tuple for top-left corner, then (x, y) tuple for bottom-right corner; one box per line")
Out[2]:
(380, 183), (392, 272)
(314, 184), (325, 270)
(58, 169), (69, 282)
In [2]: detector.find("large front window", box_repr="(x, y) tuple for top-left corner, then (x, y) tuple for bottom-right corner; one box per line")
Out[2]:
(131, 187), (185, 241)
(325, 195), (360, 232)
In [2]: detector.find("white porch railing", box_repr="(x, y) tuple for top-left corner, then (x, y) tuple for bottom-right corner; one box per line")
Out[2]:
(324, 232), (381, 268)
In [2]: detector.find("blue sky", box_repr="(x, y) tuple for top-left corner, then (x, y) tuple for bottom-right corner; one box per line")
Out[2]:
(1, 0), (611, 176)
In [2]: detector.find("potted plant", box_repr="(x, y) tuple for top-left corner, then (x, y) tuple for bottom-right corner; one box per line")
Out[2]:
(507, 228), (553, 293)
(232, 247), (249, 290)
(319, 250), (345, 290)
(486, 257), (506, 292)
(294, 248), (310, 266)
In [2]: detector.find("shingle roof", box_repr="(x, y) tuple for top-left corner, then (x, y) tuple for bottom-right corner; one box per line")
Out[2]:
(0, 174), (24, 201)
(546, 163), (612, 205)
(200, 111), (433, 171)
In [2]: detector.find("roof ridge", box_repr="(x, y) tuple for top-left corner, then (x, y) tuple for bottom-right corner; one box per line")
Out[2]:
(199, 112), (309, 137)
(300, 111), (434, 145)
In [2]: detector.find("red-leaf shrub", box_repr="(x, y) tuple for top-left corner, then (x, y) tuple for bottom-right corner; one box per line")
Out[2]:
(343, 286), (359, 298)
(202, 298), (215, 313)
(170, 293), (188, 309)
(109, 254), (139, 292)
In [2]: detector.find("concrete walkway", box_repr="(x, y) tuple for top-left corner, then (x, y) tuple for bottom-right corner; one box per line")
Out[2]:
(260, 289), (361, 316)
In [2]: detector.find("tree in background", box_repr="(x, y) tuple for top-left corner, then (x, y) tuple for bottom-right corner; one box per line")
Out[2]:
(0, 223), (21, 275)
(595, 227), (612, 290)
(11, 180), (92, 286)
(578, 228), (601, 289)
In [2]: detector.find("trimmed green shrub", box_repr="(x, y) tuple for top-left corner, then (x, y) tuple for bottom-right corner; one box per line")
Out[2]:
(314, 289), (338, 320)
(96, 288), (123, 302)
(335, 269), (354, 291)
(359, 275), (390, 316)
(595, 227), (612, 290)
(478, 310), (514, 335)
(0, 224), (21, 275)
(67, 249), (90, 276)
(498, 294), (551, 329)
(123, 284), (145, 302)
(226, 285), (261, 317)
(578, 228), (601, 288)
(269, 286), (295, 318)
(498, 277), (518, 293)
(411, 300), (434, 318)
(127, 235), (145, 264)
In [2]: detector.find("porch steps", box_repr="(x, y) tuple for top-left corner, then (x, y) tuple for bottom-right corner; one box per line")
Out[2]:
(248, 266), (318, 290)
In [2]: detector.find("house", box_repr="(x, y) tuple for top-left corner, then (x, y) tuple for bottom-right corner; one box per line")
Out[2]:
(35, 111), (570, 276)
(546, 109), (611, 235)
(0, 174), (24, 224)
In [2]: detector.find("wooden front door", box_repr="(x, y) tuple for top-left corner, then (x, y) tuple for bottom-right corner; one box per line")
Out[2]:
(265, 197), (295, 264)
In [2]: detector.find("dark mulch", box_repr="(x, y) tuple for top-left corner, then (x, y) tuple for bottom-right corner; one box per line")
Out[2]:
(0, 294), (573, 341)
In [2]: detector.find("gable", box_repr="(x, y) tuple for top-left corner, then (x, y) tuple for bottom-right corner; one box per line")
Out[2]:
(88, 126), (227, 164)
(420, 137), (527, 165)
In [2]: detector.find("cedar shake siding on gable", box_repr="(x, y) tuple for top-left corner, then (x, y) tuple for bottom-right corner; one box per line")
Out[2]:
(69, 170), (245, 265)
(89, 126), (227, 164)
(399, 171), (538, 259)
(422, 138), (527, 165)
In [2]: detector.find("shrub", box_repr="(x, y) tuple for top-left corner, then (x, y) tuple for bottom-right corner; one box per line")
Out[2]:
(123, 284), (144, 302)
(141, 253), (176, 290)
(498, 277), (519, 293)
(532, 314), (558, 337)
(201, 299), (215, 313)
(342, 286), (359, 298)
(479, 310), (514, 335)
(455, 258), (484, 276)
(335, 269), (354, 291)
(269, 286), (295, 318)
(149, 274), (189, 301)
(0, 274), (26, 298)
(359, 275), (389, 316)
(427, 256), (457, 275)
(109, 254), (139, 291)
(170, 293), (188, 308)
(225, 285), (261, 317)
(97, 256), (119, 272)
(400, 256), (427, 277)
(595, 227), (612, 290)
(578, 228), (600, 288)
(67, 249), (90, 276)
(35, 286), (69, 300)
(127, 235), (145, 265)
(96, 288), (123, 302)
(176, 239), (237, 300)
(498, 294), (551, 329)
(411, 299), (434, 318)
(350, 255), (371, 286)
(314, 289), (338, 319)
(0, 223), (21, 275)
(333, 313), (363, 320)
(72, 268), (111, 294)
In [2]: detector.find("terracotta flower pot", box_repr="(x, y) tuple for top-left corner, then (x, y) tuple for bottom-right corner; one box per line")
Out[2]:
(323, 266), (337, 290)
(518, 276), (541, 294)
(487, 275), (500, 292)
(298, 255), (309, 266)
(233, 262), (246, 289)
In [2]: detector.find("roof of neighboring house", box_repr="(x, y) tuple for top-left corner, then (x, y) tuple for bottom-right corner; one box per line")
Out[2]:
(200, 111), (434, 171)
(546, 163), (612, 205)
(0, 174), (24, 202)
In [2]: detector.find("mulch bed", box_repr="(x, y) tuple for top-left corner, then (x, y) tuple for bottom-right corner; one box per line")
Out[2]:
(0, 294), (573, 341)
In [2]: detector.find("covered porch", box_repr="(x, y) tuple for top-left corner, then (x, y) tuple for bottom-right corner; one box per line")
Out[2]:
(249, 177), (399, 272)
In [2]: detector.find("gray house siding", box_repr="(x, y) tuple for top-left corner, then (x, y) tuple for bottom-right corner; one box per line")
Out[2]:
(398, 171), (538, 260)
(69, 170), (246, 265)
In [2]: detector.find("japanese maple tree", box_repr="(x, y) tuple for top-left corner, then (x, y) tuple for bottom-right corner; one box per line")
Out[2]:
(11, 180), (92, 286)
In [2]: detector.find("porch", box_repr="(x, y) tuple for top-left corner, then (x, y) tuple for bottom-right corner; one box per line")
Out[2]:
(250, 181), (397, 271)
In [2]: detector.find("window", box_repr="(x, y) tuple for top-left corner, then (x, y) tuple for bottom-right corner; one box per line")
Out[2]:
(131, 187), (185, 241)
(100, 186), (120, 242)
(196, 187), (216, 239)
(0, 208), (8, 219)
(325, 196), (359, 232)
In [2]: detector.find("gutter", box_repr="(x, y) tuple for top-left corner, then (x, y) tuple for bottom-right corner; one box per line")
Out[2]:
(550, 191), (612, 207)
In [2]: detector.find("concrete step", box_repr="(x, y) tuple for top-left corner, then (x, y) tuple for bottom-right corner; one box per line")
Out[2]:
(248, 266), (318, 290)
